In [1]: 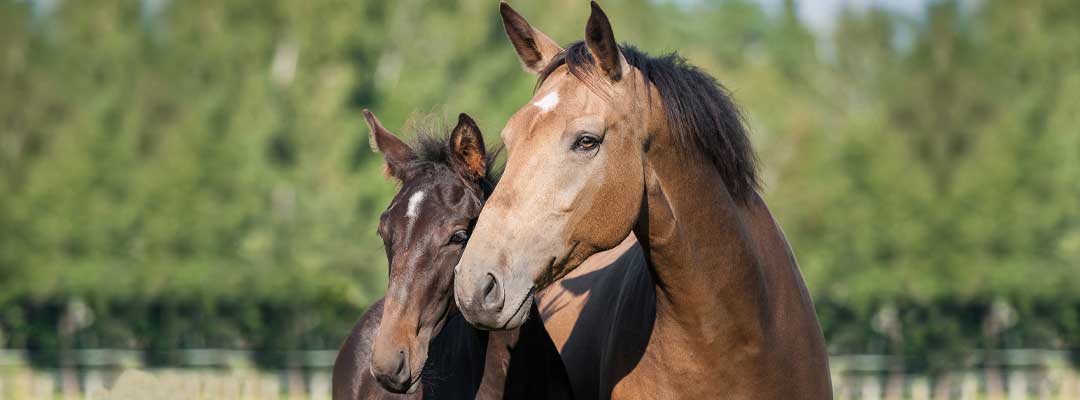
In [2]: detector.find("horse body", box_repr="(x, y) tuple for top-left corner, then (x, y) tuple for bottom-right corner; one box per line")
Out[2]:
(546, 77), (830, 400)
(334, 299), (407, 400)
(540, 220), (829, 399)
(454, 2), (832, 398)
(611, 155), (831, 398)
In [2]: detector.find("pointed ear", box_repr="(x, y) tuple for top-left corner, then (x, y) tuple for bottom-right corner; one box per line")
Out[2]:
(585, 1), (625, 82)
(364, 109), (414, 180)
(501, 1), (563, 74)
(449, 113), (487, 182)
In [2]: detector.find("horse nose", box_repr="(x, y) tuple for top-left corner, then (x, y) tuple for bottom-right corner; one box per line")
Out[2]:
(454, 259), (509, 328)
(371, 347), (412, 393)
(480, 272), (505, 313)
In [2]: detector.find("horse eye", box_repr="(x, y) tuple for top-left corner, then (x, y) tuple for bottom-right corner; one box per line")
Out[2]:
(573, 134), (601, 151)
(449, 230), (469, 245)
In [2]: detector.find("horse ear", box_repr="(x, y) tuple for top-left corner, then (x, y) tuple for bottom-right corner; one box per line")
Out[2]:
(500, 2), (563, 74)
(450, 113), (487, 181)
(364, 109), (414, 180)
(585, 1), (625, 82)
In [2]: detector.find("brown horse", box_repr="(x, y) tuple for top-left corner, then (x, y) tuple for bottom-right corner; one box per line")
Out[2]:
(331, 111), (572, 399)
(454, 2), (831, 398)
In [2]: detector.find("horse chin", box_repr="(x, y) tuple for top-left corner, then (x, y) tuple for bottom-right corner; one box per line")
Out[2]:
(380, 370), (423, 394)
(396, 356), (428, 394)
(500, 289), (535, 330)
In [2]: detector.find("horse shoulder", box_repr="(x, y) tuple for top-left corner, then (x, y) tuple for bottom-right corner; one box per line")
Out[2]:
(333, 299), (421, 400)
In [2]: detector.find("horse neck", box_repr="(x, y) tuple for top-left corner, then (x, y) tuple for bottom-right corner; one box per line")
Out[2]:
(474, 328), (514, 399)
(476, 305), (572, 399)
(418, 313), (486, 397)
(419, 310), (520, 399)
(634, 139), (770, 352)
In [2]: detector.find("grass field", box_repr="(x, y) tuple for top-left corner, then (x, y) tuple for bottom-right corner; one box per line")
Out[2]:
(1, 354), (1078, 399)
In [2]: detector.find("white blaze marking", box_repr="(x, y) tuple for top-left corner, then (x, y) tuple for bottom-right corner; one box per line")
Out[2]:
(406, 190), (425, 219)
(534, 92), (559, 113)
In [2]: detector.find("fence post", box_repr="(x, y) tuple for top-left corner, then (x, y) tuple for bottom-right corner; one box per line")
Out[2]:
(960, 372), (978, 400)
(861, 374), (882, 400)
(911, 376), (930, 400)
(1008, 370), (1028, 400)
(1064, 368), (1077, 400)
(31, 372), (54, 400)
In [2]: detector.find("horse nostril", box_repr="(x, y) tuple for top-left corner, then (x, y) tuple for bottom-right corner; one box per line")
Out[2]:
(395, 350), (407, 377)
(481, 273), (504, 312)
(373, 346), (412, 392)
(388, 349), (411, 389)
(482, 273), (496, 297)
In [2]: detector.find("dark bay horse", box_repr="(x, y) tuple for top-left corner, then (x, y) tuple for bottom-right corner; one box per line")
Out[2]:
(332, 111), (573, 399)
(454, 2), (831, 398)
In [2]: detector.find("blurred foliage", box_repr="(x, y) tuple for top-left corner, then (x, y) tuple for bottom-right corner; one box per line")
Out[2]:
(0, 0), (1078, 370)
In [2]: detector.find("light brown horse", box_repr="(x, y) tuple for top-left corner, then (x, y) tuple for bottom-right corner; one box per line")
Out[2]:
(454, 2), (831, 398)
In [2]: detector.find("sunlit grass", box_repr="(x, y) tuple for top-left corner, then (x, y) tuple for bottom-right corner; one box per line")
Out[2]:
(1, 363), (1078, 399)
(0, 367), (330, 400)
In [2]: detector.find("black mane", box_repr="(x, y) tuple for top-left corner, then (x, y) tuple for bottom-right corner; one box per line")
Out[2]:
(406, 117), (501, 195)
(538, 42), (759, 202)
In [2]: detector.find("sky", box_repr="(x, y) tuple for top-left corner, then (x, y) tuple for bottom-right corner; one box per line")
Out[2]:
(755, 0), (933, 33)
(26, 0), (955, 31)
